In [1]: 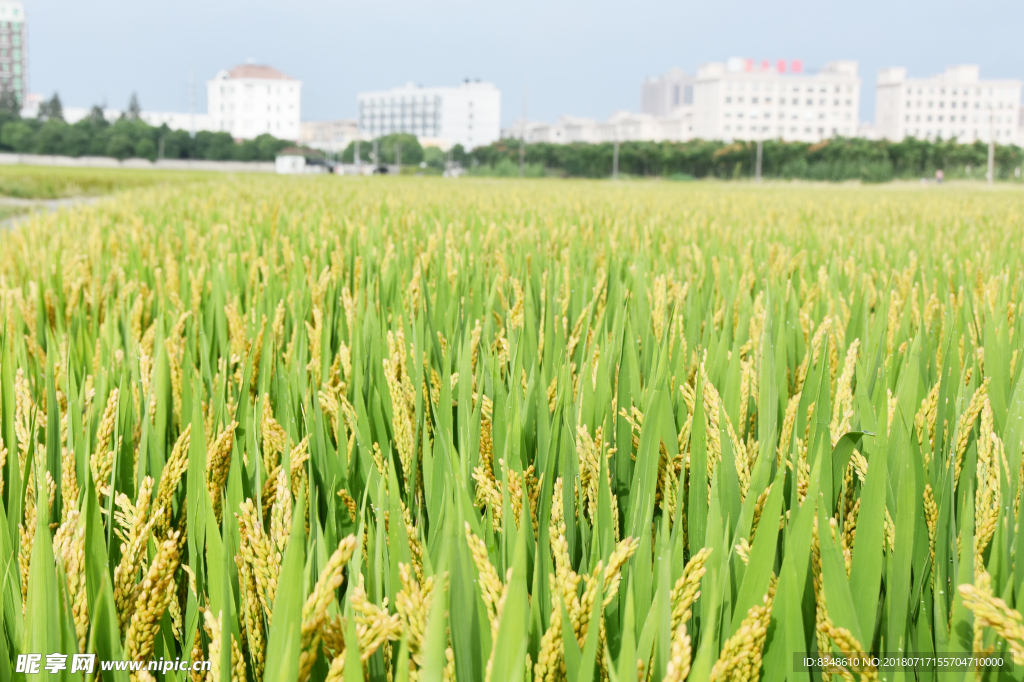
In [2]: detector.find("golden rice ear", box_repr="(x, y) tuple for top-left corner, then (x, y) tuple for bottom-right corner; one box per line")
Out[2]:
(0, 178), (1016, 682)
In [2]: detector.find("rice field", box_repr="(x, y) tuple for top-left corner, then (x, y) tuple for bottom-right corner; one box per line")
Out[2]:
(0, 176), (1023, 681)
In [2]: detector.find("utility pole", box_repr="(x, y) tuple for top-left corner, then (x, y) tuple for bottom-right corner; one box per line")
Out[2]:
(188, 68), (195, 138)
(355, 139), (361, 171)
(519, 83), (527, 178)
(755, 137), (763, 182)
(987, 108), (995, 186)
(612, 132), (619, 180)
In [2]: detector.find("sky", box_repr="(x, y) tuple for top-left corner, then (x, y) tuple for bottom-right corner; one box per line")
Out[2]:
(23, 0), (1024, 128)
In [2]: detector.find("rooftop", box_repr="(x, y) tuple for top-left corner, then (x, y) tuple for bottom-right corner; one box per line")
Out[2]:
(226, 64), (295, 81)
(358, 80), (498, 96)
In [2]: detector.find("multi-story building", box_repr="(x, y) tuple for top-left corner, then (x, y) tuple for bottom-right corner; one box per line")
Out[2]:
(874, 65), (1022, 144)
(298, 119), (358, 154)
(207, 64), (301, 141)
(357, 80), (500, 150)
(501, 119), (565, 144)
(0, 1), (27, 104)
(693, 57), (860, 142)
(502, 109), (696, 146)
(641, 68), (694, 117)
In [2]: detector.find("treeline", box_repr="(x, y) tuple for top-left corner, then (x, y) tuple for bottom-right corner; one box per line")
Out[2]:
(339, 132), (468, 170)
(0, 94), (294, 162)
(469, 137), (1024, 181)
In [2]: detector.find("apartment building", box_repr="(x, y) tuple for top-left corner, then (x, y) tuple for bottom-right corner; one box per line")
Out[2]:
(357, 80), (501, 150)
(207, 64), (302, 141)
(641, 68), (694, 117)
(504, 109), (695, 145)
(693, 57), (861, 142)
(0, 1), (27, 104)
(875, 65), (1022, 144)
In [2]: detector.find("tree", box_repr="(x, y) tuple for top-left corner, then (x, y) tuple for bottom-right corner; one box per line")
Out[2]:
(161, 129), (193, 159)
(127, 92), (141, 120)
(254, 133), (290, 161)
(376, 133), (423, 166)
(87, 105), (109, 127)
(423, 146), (445, 169)
(451, 144), (467, 166)
(61, 125), (91, 157)
(341, 140), (371, 164)
(193, 131), (237, 160)
(134, 138), (156, 160)
(38, 93), (63, 122)
(106, 134), (134, 160)
(0, 81), (20, 117)
(0, 120), (34, 151)
(35, 119), (69, 154)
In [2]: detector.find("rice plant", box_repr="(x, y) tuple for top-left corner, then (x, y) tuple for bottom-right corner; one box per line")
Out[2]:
(0, 177), (1023, 681)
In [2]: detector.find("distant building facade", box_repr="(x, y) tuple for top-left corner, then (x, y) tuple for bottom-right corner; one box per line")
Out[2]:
(0, 1), (27, 104)
(208, 64), (301, 141)
(874, 65), (1023, 144)
(505, 58), (858, 146)
(140, 110), (215, 133)
(299, 119), (358, 153)
(693, 57), (861, 143)
(503, 108), (695, 146)
(641, 68), (694, 117)
(357, 81), (501, 150)
(57, 106), (217, 133)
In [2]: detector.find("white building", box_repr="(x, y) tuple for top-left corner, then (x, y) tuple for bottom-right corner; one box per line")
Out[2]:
(208, 64), (302, 141)
(61, 106), (117, 124)
(503, 108), (695, 146)
(276, 147), (329, 174)
(357, 80), (501, 150)
(874, 65), (1023, 144)
(641, 68), (694, 117)
(140, 110), (215, 133)
(502, 119), (565, 144)
(693, 57), (861, 142)
(299, 119), (358, 154)
(59, 106), (216, 132)
(0, 1), (27, 104)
